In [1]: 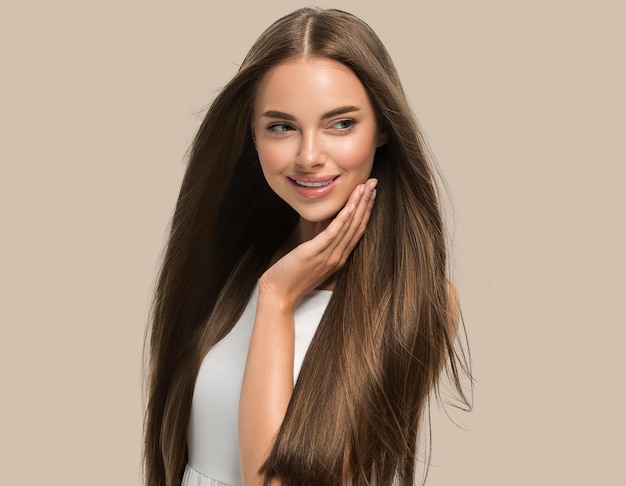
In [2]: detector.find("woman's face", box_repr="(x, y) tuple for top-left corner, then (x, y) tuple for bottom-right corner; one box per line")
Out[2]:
(252, 58), (385, 225)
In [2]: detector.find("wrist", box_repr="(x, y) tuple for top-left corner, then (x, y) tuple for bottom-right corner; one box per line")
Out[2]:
(257, 278), (297, 315)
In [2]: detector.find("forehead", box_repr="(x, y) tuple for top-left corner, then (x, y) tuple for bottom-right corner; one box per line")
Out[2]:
(253, 58), (373, 115)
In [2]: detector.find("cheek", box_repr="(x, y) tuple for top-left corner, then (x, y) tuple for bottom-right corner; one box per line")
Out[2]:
(257, 143), (290, 174)
(332, 136), (377, 172)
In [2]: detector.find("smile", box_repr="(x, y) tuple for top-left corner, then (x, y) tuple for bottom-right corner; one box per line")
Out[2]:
(288, 176), (340, 199)
(294, 179), (335, 188)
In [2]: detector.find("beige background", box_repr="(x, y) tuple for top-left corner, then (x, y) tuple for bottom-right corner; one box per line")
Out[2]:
(1, 0), (623, 484)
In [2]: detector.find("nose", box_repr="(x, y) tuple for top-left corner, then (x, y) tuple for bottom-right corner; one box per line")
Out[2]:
(296, 130), (326, 169)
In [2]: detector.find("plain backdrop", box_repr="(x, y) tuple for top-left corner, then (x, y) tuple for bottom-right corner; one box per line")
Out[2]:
(1, 1), (624, 484)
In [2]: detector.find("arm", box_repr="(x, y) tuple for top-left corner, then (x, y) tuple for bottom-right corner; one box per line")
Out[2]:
(238, 179), (378, 485)
(237, 290), (294, 486)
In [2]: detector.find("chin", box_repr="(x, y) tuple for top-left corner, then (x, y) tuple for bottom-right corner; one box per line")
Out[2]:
(298, 213), (334, 225)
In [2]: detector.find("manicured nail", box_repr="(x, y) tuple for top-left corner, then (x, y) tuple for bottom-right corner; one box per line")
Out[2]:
(347, 203), (355, 214)
(359, 184), (365, 196)
(369, 178), (378, 190)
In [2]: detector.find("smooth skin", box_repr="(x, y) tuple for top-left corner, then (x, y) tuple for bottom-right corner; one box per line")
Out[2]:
(251, 58), (386, 243)
(239, 58), (382, 485)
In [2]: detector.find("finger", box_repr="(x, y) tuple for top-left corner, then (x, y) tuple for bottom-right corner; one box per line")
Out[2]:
(351, 178), (377, 232)
(308, 178), (377, 266)
(334, 178), (377, 254)
(311, 182), (367, 253)
(309, 182), (373, 274)
(348, 180), (377, 246)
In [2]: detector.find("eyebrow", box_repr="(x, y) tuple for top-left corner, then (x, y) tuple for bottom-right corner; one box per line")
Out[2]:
(261, 105), (361, 121)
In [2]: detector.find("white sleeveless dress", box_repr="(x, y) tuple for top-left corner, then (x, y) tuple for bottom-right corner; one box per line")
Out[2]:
(182, 283), (332, 486)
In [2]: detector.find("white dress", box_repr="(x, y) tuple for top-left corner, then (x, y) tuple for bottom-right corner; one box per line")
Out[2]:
(182, 283), (332, 486)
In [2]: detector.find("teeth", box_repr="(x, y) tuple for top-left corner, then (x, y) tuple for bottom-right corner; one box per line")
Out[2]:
(295, 179), (334, 188)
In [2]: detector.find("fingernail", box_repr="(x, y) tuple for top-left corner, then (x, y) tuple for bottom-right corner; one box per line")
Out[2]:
(371, 189), (377, 201)
(359, 184), (365, 196)
(369, 179), (378, 190)
(347, 203), (355, 214)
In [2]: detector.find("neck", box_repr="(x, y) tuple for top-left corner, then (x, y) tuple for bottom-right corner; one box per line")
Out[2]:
(294, 218), (328, 245)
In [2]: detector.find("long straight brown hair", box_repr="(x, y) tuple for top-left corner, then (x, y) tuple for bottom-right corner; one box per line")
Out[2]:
(144, 7), (471, 486)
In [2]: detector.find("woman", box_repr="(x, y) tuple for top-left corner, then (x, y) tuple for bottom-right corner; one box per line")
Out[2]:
(144, 7), (471, 486)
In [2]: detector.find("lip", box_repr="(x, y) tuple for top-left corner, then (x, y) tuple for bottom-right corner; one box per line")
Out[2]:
(288, 175), (339, 199)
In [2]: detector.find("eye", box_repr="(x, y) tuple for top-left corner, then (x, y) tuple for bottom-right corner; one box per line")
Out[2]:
(331, 119), (356, 131)
(266, 123), (295, 135)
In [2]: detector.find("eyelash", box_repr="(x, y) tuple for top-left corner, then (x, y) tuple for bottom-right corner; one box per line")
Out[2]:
(265, 119), (357, 135)
(266, 123), (295, 135)
(332, 119), (356, 130)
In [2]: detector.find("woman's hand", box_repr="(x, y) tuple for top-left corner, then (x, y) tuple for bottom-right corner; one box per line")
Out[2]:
(259, 177), (378, 312)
